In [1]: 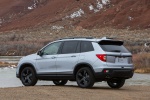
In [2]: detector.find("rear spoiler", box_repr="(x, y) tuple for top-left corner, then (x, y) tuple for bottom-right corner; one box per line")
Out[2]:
(99, 40), (124, 45)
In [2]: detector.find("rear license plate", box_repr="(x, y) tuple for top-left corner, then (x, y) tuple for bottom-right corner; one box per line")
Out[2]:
(118, 58), (128, 63)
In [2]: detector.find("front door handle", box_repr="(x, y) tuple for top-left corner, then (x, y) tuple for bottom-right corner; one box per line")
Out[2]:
(51, 56), (56, 59)
(71, 55), (76, 57)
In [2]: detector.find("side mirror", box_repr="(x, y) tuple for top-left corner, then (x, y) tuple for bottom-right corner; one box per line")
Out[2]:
(37, 50), (43, 56)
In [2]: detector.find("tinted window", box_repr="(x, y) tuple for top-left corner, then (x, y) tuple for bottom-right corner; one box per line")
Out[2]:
(61, 41), (78, 54)
(43, 42), (62, 55)
(81, 41), (94, 52)
(99, 40), (129, 53)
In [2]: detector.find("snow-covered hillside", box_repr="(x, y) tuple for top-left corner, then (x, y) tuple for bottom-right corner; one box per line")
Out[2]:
(0, 0), (150, 31)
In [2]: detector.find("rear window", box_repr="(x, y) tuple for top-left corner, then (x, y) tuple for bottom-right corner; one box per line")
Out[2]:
(99, 40), (129, 53)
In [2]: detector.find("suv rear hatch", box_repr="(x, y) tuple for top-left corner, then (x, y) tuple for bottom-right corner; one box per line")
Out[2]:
(99, 40), (133, 68)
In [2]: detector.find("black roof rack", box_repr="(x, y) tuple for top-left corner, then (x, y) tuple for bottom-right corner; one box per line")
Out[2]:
(101, 37), (115, 39)
(59, 37), (94, 40)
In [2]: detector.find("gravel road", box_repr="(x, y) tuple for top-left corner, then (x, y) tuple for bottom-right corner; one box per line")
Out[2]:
(0, 85), (150, 100)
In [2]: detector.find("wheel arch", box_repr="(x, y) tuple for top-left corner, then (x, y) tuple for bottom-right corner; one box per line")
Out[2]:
(19, 63), (37, 78)
(73, 63), (95, 78)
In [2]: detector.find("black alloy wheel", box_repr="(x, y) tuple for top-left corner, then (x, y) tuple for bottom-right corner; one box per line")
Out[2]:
(76, 67), (95, 88)
(20, 67), (37, 86)
(107, 78), (125, 89)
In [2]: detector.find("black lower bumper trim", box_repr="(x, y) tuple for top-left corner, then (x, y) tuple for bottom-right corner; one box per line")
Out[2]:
(95, 69), (134, 81)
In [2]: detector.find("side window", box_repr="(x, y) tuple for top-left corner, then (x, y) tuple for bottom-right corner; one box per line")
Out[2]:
(76, 42), (81, 53)
(61, 41), (78, 54)
(43, 42), (62, 55)
(81, 41), (94, 52)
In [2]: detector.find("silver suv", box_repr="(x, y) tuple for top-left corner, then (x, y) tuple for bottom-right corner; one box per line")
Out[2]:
(16, 37), (134, 88)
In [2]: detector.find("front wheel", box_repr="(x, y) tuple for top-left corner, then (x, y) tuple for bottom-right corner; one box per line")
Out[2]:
(76, 67), (95, 88)
(107, 78), (125, 89)
(20, 67), (38, 86)
(53, 80), (68, 86)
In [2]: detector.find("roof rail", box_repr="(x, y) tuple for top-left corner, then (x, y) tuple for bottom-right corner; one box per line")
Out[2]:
(101, 37), (115, 39)
(59, 37), (94, 40)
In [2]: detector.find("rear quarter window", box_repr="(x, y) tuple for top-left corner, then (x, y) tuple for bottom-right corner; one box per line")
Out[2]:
(81, 41), (94, 52)
(99, 40), (129, 53)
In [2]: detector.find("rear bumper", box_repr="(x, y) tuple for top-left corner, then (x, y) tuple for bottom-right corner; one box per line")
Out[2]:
(95, 68), (134, 81)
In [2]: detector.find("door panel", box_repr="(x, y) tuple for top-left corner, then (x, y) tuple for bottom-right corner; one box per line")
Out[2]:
(56, 53), (79, 74)
(36, 55), (57, 74)
(35, 42), (62, 74)
(56, 41), (79, 74)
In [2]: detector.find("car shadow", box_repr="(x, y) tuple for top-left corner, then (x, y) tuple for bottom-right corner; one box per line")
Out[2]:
(37, 84), (127, 90)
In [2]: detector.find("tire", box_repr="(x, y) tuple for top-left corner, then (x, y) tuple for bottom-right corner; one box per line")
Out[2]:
(76, 67), (95, 88)
(53, 80), (68, 86)
(20, 67), (38, 86)
(107, 78), (125, 89)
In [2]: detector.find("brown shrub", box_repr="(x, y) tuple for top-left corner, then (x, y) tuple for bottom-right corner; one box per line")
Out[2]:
(0, 40), (44, 56)
(133, 53), (150, 69)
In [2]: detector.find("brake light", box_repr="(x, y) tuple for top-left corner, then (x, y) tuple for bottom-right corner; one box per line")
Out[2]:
(104, 69), (109, 73)
(96, 54), (106, 62)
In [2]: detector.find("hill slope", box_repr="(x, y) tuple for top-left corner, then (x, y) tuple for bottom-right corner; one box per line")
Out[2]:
(0, 0), (150, 31)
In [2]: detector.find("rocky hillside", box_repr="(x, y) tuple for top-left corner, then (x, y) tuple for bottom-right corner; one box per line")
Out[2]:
(0, 0), (150, 31)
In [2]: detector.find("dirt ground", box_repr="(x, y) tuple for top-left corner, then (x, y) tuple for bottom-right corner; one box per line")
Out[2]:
(0, 85), (150, 100)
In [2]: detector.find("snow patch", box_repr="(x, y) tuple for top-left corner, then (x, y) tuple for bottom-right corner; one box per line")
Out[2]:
(89, 5), (94, 11)
(28, 0), (39, 10)
(96, 0), (103, 10)
(64, 9), (84, 19)
(89, 0), (103, 13)
(8, 65), (16, 68)
(66, 9), (85, 19)
(89, 0), (110, 13)
(28, 6), (34, 10)
(128, 16), (133, 21)
(102, 0), (110, 5)
(51, 26), (64, 30)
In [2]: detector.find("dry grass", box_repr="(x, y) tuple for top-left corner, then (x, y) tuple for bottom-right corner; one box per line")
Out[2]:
(0, 27), (150, 56)
(0, 61), (17, 67)
(135, 68), (150, 73)
(133, 53), (150, 72)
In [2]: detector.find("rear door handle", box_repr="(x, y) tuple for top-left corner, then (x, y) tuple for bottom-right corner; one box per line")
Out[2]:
(51, 56), (56, 59)
(71, 55), (76, 57)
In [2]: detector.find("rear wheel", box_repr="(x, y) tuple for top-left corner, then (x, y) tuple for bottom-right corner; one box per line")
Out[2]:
(20, 67), (37, 86)
(107, 78), (125, 89)
(53, 80), (68, 86)
(76, 67), (95, 88)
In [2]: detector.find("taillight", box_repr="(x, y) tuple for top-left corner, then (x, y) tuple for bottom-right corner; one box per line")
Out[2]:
(129, 56), (133, 64)
(96, 54), (106, 62)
